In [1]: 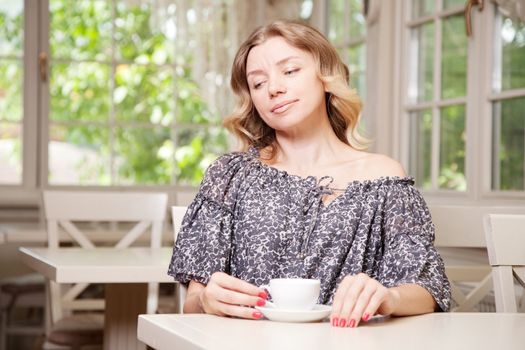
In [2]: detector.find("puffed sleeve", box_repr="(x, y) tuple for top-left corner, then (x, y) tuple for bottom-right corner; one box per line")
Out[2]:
(377, 181), (451, 311)
(167, 152), (248, 285)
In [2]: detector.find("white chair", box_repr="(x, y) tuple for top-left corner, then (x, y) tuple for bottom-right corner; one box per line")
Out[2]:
(42, 190), (167, 349)
(171, 206), (188, 313)
(431, 205), (494, 312)
(484, 214), (525, 312)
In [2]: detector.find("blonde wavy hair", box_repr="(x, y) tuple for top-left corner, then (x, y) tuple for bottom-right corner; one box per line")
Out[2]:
(223, 20), (368, 158)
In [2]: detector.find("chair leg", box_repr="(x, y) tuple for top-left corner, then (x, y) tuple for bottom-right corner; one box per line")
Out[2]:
(493, 266), (518, 312)
(32, 333), (45, 350)
(0, 308), (7, 350)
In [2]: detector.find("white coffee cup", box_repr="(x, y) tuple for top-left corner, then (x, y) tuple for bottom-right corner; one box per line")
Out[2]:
(261, 278), (320, 310)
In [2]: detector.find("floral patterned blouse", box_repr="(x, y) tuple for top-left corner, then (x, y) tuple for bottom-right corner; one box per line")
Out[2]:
(168, 148), (451, 311)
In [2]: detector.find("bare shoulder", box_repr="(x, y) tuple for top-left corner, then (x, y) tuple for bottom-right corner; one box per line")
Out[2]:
(359, 153), (407, 179)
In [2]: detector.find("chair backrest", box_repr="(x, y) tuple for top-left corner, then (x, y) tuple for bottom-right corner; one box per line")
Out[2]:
(43, 190), (168, 323)
(430, 205), (493, 312)
(171, 206), (188, 313)
(171, 206), (187, 243)
(484, 214), (525, 312)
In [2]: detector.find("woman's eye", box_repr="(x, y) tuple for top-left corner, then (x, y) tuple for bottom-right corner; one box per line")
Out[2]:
(253, 81), (264, 89)
(285, 68), (299, 75)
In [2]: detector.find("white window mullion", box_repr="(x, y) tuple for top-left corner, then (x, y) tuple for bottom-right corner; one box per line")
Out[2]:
(464, 0), (483, 199)
(431, 1), (443, 190)
(492, 10), (503, 93)
(38, 0), (50, 189)
(492, 103), (502, 190)
(404, 0), (425, 176)
(343, 0), (350, 46)
(489, 88), (525, 101)
(24, 0), (39, 189)
(477, 2), (495, 196)
(407, 22), (419, 104)
(430, 107), (440, 190)
(109, 0), (117, 184)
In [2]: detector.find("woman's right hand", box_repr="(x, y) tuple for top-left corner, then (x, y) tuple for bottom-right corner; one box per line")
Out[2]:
(186, 272), (268, 319)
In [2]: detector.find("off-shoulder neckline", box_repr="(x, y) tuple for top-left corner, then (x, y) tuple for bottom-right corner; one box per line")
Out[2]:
(242, 147), (415, 191)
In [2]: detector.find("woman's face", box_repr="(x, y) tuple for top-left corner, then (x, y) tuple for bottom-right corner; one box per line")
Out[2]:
(245, 36), (327, 133)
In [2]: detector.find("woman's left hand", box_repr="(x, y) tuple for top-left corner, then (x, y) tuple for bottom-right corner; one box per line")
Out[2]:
(330, 273), (401, 328)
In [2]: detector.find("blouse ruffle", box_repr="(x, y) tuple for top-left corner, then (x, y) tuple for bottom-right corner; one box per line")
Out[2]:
(168, 150), (451, 311)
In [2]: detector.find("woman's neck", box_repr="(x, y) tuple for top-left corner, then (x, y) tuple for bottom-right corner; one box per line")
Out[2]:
(266, 124), (354, 178)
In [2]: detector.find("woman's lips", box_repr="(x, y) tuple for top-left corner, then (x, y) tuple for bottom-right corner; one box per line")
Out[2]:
(271, 99), (298, 114)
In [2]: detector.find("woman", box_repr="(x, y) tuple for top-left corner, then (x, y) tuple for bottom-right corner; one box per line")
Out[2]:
(168, 20), (450, 328)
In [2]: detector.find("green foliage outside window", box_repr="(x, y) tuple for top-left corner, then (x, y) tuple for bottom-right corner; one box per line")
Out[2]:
(46, 0), (229, 186)
(0, 4), (23, 183)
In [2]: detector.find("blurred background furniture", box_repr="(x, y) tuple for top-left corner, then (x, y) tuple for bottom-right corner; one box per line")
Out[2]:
(172, 206), (187, 314)
(39, 190), (167, 350)
(431, 205), (494, 311)
(484, 214), (525, 312)
(156, 206), (187, 315)
(0, 273), (45, 350)
(20, 246), (174, 350)
(430, 205), (494, 312)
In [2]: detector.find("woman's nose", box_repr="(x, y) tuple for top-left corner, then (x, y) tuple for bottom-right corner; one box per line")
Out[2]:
(268, 78), (286, 97)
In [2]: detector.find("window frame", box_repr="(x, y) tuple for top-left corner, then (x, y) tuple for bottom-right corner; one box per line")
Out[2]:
(395, 0), (525, 205)
(327, 0), (367, 99)
(0, 0), (40, 206)
(480, 3), (525, 199)
(403, 1), (470, 195)
(0, 0), (213, 208)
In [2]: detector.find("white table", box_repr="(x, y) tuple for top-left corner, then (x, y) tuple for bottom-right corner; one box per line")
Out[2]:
(138, 312), (525, 350)
(19, 247), (174, 350)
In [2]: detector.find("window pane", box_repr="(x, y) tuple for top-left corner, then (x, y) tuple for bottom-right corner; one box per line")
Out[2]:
(328, 0), (344, 43)
(300, 0), (313, 20)
(114, 127), (171, 185)
(349, 0), (365, 38)
(499, 16), (525, 91)
(50, 0), (112, 61)
(0, 0), (23, 56)
(47, 0), (233, 187)
(49, 125), (110, 185)
(50, 62), (110, 122)
(0, 0), (23, 186)
(0, 122), (21, 184)
(443, 0), (464, 10)
(413, 23), (434, 102)
(409, 109), (432, 189)
(0, 60), (22, 122)
(114, 0), (176, 63)
(439, 105), (466, 191)
(176, 77), (221, 124)
(412, 0), (434, 19)
(348, 44), (365, 97)
(351, 71), (366, 101)
(175, 127), (228, 186)
(114, 64), (174, 124)
(441, 15), (467, 99)
(492, 97), (525, 191)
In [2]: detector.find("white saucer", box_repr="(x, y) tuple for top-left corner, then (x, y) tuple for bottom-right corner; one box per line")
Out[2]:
(255, 303), (331, 323)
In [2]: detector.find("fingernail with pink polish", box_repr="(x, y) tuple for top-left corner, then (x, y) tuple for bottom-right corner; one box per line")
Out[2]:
(256, 298), (266, 307)
(362, 313), (370, 321)
(258, 292), (268, 300)
(339, 319), (346, 327)
(253, 311), (263, 319)
(349, 319), (356, 328)
(332, 317), (339, 327)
